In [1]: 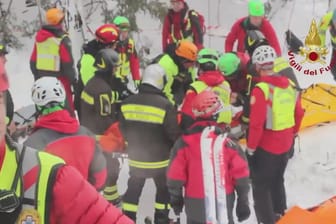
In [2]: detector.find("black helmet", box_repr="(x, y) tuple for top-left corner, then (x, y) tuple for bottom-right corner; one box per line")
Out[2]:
(245, 30), (269, 56)
(94, 49), (120, 73)
(0, 42), (8, 55)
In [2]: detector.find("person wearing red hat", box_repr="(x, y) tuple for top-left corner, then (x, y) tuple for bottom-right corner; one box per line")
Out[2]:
(162, 0), (204, 51)
(0, 57), (134, 224)
(30, 8), (77, 116)
(75, 23), (120, 119)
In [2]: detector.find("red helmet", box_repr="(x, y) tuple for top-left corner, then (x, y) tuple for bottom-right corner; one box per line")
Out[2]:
(192, 90), (223, 119)
(95, 24), (119, 44)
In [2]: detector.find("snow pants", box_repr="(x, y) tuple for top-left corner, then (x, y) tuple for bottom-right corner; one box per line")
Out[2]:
(250, 148), (289, 224)
(122, 171), (170, 223)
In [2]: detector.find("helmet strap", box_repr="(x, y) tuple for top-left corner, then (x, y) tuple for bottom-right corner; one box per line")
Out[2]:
(37, 102), (65, 115)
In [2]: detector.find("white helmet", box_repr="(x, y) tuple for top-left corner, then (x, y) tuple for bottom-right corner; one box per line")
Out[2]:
(252, 45), (276, 65)
(141, 64), (167, 90)
(31, 77), (66, 107)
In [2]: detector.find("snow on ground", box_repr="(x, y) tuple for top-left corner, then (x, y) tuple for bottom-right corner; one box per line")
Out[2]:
(5, 0), (336, 223)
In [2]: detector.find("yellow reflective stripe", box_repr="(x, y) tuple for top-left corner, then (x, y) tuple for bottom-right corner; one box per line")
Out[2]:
(128, 159), (169, 169)
(100, 94), (111, 116)
(111, 91), (119, 103)
(123, 202), (138, 212)
(0, 145), (21, 195)
(103, 192), (120, 201)
(81, 90), (94, 105)
(38, 151), (65, 224)
(121, 104), (166, 124)
(155, 202), (171, 210)
(104, 185), (118, 193)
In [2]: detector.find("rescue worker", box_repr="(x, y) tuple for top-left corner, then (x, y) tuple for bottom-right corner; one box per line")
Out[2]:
(0, 42), (15, 135)
(167, 90), (250, 224)
(318, 9), (336, 81)
(112, 16), (141, 90)
(225, 0), (281, 56)
(0, 64), (134, 224)
(246, 45), (304, 223)
(24, 77), (107, 190)
(119, 63), (181, 223)
(162, 0), (204, 51)
(80, 48), (127, 207)
(152, 39), (198, 105)
(180, 48), (231, 130)
(30, 8), (77, 116)
(75, 23), (120, 119)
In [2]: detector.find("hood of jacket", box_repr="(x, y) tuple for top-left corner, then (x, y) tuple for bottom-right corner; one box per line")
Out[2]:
(35, 25), (66, 42)
(198, 70), (226, 86)
(34, 109), (79, 134)
(258, 74), (291, 89)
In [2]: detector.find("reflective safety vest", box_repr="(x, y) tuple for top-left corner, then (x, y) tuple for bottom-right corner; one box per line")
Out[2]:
(169, 10), (196, 44)
(0, 144), (65, 224)
(256, 82), (296, 131)
(36, 36), (66, 72)
(115, 39), (135, 80)
(191, 80), (232, 124)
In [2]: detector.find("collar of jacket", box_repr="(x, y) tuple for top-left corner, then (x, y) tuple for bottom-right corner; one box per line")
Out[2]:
(139, 84), (166, 96)
(41, 24), (66, 38)
(184, 120), (220, 134)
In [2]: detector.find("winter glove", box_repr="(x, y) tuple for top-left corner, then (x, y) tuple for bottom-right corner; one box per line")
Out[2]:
(134, 80), (141, 89)
(236, 201), (251, 222)
(235, 178), (251, 222)
(245, 147), (256, 169)
(170, 194), (184, 215)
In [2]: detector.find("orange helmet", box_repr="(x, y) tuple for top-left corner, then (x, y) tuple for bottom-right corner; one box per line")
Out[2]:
(175, 40), (198, 61)
(95, 24), (120, 45)
(46, 8), (64, 25)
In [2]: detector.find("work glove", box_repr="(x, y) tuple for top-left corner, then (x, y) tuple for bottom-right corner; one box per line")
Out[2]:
(245, 147), (256, 169)
(134, 80), (141, 89)
(236, 201), (251, 222)
(235, 179), (251, 222)
(170, 196), (184, 215)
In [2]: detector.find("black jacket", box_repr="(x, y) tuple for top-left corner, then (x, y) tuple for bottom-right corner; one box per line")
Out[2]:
(119, 84), (181, 177)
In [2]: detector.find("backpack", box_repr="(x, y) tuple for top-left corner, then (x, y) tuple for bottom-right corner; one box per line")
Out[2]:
(188, 9), (206, 35)
(168, 9), (206, 38)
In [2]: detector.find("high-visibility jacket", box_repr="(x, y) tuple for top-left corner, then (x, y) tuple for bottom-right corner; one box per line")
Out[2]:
(256, 82), (296, 131)
(115, 38), (140, 82)
(156, 53), (196, 105)
(119, 84), (181, 178)
(0, 143), (64, 224)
